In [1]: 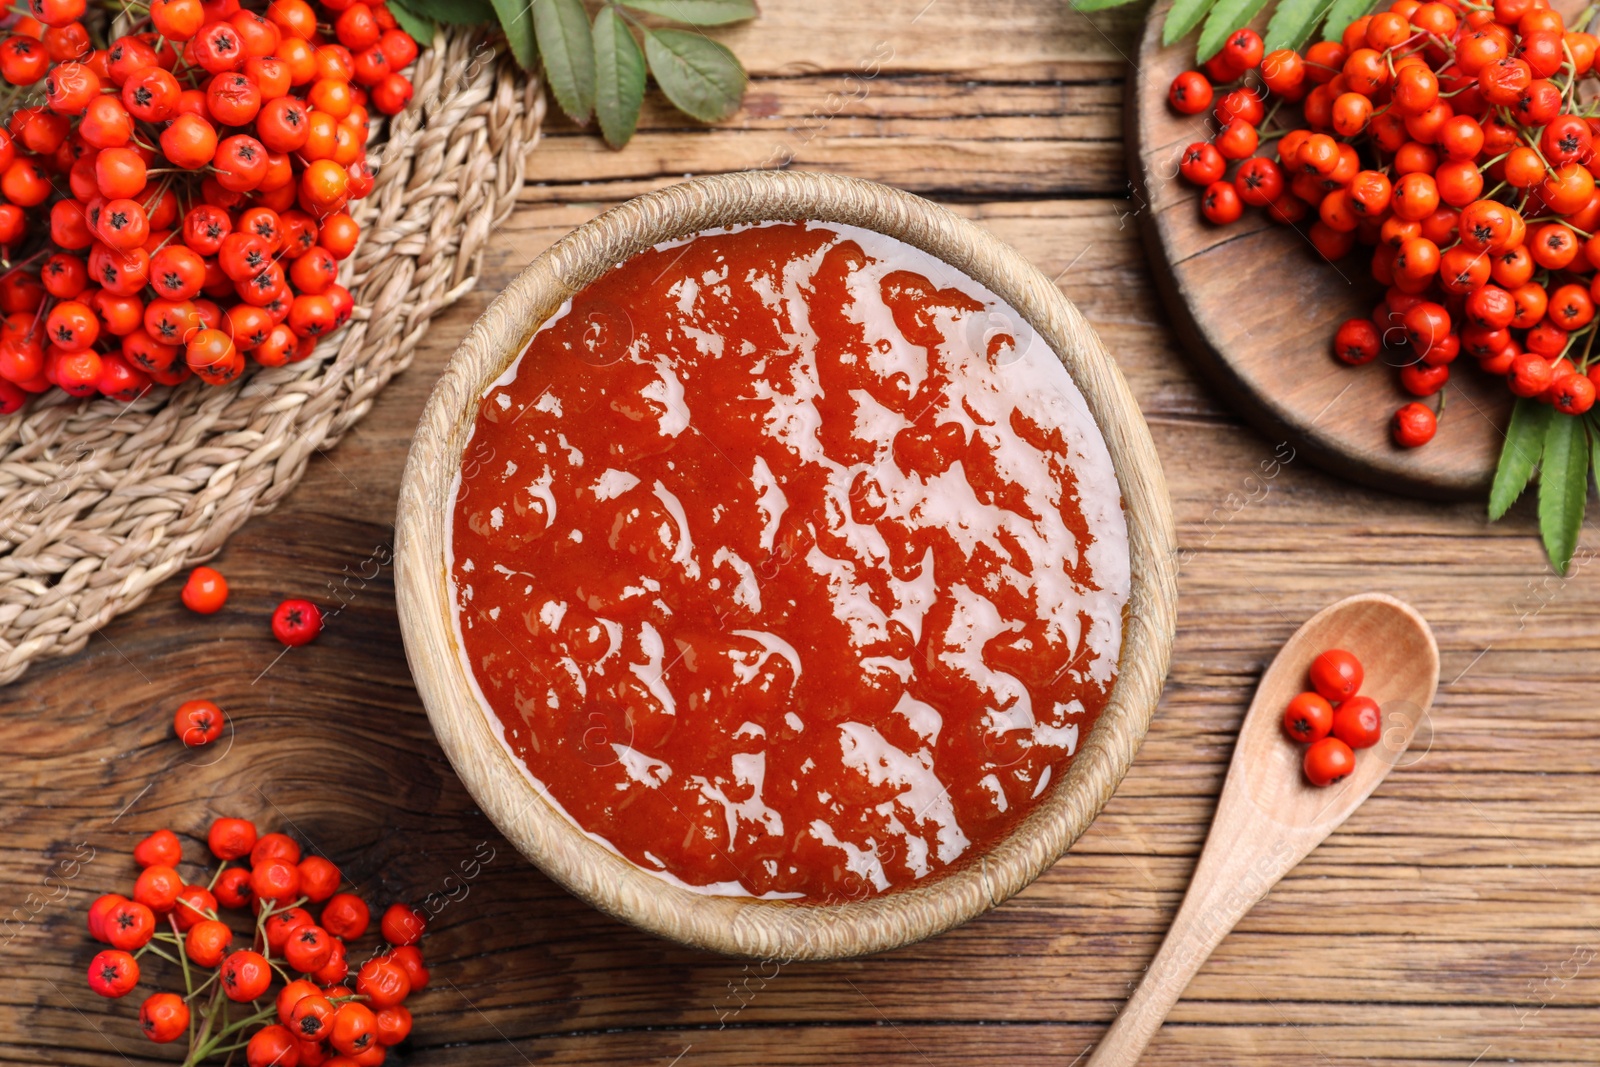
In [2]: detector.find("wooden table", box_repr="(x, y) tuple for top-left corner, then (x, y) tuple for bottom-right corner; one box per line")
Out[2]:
(7, 2), (1598, 1063)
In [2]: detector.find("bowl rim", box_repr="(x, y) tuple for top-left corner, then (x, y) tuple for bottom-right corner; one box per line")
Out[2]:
(394, 169), (1176, 960)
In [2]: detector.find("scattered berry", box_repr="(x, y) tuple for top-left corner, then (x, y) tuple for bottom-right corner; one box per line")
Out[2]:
(173, 697), (225, 747)
(271, 597), (322, 646)
(181, 565), (230, 613)
(379, 901), (425, 946)
(290, 992), (337, 1040)
(221, 951), (278, 1002)
(250, 857), (302, 904)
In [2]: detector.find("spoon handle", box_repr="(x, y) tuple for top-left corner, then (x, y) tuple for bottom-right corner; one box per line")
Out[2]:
(1084, 812), (1307, 1067)
(1085, 593), (1435, 1065)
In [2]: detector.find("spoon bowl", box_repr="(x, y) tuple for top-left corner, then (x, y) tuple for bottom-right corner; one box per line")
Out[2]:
(1236, 593), (1439, 830)
(1086, 593), (1438, 1067)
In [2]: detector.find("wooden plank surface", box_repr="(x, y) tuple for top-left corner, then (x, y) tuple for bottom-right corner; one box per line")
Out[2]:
(4, 1), (1599, 1064)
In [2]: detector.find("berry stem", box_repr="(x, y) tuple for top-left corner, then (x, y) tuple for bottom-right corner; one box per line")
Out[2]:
(184, 968), (219, 1002)
(192, 1004), (278, 1059)
(1578, 323), (1599, 371)
(205, 860), (226, 891)
(166, 914), (197, 1048)
(184, 981), (223, 1067)
(137, 941), (181, 966)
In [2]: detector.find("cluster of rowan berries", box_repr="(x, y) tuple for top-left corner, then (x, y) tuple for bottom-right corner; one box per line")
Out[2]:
(0, 0), (420, 415)
(87, 820), (429, 1065)
(1168, 0), (1600, 448)
(1281, 648), (1383, 786)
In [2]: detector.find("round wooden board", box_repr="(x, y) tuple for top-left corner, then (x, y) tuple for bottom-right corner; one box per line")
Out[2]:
(1127, 2), (1510, 500)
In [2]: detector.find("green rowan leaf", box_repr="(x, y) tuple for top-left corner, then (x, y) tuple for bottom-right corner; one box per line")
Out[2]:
(1538, 413), (1589, 574)
(1489, 398), (1552, 521)
(620, 0), (758, 25)
(643, 27), (746, 123)
(1196, 0), (1271, 61)
(534, 0), (596, 122)
(388, 0), (436, 47)
(489, 0), (536, 69)
(1164, 0), (1222, 47)
(594, 5), (647, 147)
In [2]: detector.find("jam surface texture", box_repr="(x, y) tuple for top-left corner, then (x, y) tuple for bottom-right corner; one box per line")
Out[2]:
(450, 221), (1128, 899)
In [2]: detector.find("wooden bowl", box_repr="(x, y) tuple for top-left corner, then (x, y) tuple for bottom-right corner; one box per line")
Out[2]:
(394, 170), (1177, 960)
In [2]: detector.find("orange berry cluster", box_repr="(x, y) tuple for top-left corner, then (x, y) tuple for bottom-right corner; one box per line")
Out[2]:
(0, 0), (419, 414)
(1169, 0), (1600, 448)
(1281, 648), (1383, 787)
(87, 820), (428, 1065)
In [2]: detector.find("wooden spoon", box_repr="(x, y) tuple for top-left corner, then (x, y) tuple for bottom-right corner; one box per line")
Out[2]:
(1085, 593), (1439, 1067)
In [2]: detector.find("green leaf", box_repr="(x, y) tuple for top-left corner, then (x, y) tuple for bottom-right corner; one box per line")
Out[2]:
(594, 5), (646, 147)
(1264, 0), (1330, 51)
(388, 0), (436, 47)
(401, 0), (494, 25)
(1320, 0), (1375, 44)
(1195, 0), (1271, 61)
(1163, 0), (1222, 47)
(620, 0), (758, 25)
(1489, 397), (1552, 521)
(1071, 0), (1142, 11)
(643, 28), (746, 124)
(534, 0), (596, 123)
(490, 0), (536, 69)
(1538, 413), (1589, 574)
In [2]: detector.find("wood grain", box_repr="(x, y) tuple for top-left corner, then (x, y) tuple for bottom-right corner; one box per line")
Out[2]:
(1130, 0), (1511, 499)
(3, 1), (1599, 1064)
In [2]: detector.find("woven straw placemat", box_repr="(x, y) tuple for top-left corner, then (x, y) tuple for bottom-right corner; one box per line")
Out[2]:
(0, 30), (545, 685)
